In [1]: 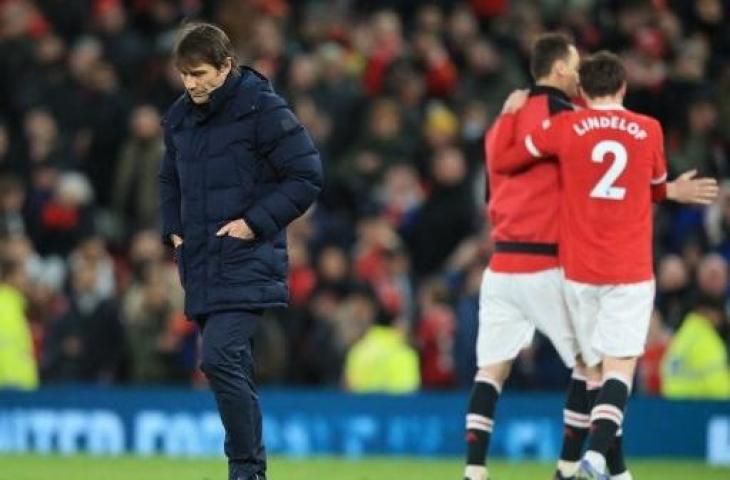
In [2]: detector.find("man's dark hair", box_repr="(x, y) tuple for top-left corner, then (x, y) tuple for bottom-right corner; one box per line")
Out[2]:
(173, 22), (238, 71)
(579, 51), (627, 98)
(530, 32), (574, 80)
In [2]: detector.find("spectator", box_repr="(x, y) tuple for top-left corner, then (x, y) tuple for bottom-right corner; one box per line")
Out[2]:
(668, 98), (723, 178)
(420, 103), (460, 171)
(285, 285), (347, 385)
(112, 105), (164, 231)
(29, 170), (95, 257)
(123, 262), (193, 383)
(0, 174), (26, 237)
(68, 234), (116, 301)
(362, 10), (404, 97)
(379, 163), (424, 230)
(1, 233), (65, 294)
(353, 213), (401, 284)
(416, 278), (457, 388)
(695, 253), (728, 304)
(457, 37), (526, 111)
(404, 147), (478, 277)
(0, 259), (38, 390)
(661, 295), (730, 399)
(343, 289), (420, 394)
(92, 0), (147, 87)
(411, 31), (459, 98)
(41, 257), (126, 382)
(23, 108), (74, 169)
(126, 229), (183, 311)
(655, 254), (692, 328)
(352, 98), (411, 174)
(314, 42), (364, 159)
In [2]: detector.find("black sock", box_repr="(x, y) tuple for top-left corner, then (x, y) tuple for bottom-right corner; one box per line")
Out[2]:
(586, 382), (600, 408)
(587, 377), (629, 456)
(465, 377), (499, 466)
(560, 373), (590, 462)
(606, 430), (627, 475)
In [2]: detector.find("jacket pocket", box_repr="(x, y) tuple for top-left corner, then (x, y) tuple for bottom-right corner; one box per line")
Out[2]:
(218, 235), (272, 284)
(174, 244), (186, 287)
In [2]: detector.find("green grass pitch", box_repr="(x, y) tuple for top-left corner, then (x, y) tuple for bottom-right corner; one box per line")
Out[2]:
(1, 455), (728, 480)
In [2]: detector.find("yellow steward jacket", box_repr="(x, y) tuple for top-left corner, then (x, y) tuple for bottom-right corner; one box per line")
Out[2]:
(661, 312), (730, 399)
(345, 325), (420, 394)
(0, 284), (38, 390)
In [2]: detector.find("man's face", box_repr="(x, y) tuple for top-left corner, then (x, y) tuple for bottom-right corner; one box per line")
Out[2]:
(178, 59), (231, 104)
(560, 45), (581, 98)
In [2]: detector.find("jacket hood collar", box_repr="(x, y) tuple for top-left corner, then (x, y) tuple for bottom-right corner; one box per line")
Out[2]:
(204, 68), (242, 114)
(230, 66), (273, 118)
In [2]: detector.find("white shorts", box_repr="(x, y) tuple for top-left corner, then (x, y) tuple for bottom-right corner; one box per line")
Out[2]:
(563, 276), (655, 368)
(477, 268), (578, 368)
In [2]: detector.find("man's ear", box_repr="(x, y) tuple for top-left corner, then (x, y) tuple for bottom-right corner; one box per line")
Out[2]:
(554, 59), (567, 77)
(220, 57), (233, 76)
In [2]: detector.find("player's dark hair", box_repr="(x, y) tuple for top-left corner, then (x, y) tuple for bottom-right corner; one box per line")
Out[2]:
(579, 51), (626, 98)
(530, 32), (574, 80)
(173, 22), (238, 71)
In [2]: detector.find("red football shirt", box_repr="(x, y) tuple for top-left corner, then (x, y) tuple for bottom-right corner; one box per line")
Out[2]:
(495, 104), (667, 284)
(485, 86), (574, 273)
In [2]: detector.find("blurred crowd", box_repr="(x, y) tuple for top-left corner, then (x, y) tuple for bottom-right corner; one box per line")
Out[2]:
(0, 0), (729, 397)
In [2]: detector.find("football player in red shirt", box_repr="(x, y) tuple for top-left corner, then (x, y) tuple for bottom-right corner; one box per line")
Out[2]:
(491, 51), (717, 480)
(465, 33), (597, 480)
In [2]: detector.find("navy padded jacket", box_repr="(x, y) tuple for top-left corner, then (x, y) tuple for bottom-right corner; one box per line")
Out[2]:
(159, 67), (322, 317)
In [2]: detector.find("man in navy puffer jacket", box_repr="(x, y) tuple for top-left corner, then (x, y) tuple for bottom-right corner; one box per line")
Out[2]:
(159, 22), (322, 480)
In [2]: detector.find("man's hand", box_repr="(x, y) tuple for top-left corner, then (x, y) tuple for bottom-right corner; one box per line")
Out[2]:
(216, 218), (256, 240)
(666, 169), (719, 205)
(501, 89), (529, 114)
(170, 234), (183, 248)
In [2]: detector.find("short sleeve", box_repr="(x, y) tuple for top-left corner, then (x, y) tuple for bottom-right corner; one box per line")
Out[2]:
(650, 121), (668, 186)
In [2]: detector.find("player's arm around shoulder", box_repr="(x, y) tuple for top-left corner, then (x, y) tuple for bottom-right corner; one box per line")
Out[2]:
(487, 89), (550, 175)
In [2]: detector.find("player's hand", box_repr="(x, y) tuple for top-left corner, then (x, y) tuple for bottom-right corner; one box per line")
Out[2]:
(501, 89), (529, 114)
(667, 169), (719, 205)
(170, 234), (183, 248)
(216, 218), (256, 240)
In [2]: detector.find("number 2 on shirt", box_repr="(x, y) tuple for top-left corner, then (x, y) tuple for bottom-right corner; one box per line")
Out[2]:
(590, 140), (627, 200)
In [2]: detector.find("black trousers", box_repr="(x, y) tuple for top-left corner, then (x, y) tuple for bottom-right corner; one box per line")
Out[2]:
(199, 309), (266, 480)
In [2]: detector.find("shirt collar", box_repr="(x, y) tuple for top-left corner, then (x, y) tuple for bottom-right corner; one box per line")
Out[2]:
(589, 103), (625, 111)
(529, 84), (570, 103)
